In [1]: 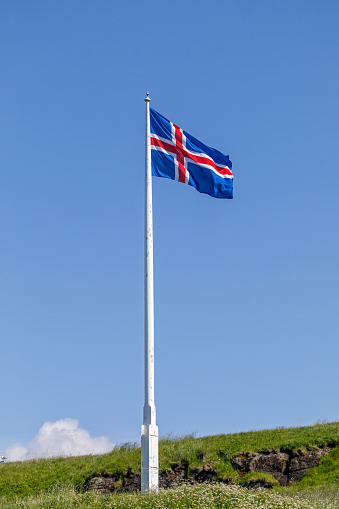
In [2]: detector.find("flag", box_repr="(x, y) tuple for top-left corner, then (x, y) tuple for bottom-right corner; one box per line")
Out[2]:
(150, 108), (233, 199)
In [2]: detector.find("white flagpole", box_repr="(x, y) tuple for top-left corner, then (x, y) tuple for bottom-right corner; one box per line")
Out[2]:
(141, 91), (158, 494)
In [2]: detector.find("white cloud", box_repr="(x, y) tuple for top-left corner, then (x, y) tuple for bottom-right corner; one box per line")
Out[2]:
(4, 444), (28, 462)
(4, 418), (115, 462)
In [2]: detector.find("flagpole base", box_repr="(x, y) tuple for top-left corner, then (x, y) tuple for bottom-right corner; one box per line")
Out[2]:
(141, 424), (158, 494)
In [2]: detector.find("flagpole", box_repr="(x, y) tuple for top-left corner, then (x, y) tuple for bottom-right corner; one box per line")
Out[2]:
(141, 91), (158, 494)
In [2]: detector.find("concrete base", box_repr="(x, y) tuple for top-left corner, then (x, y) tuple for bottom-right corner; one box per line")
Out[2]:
(141, 424), (158, 494)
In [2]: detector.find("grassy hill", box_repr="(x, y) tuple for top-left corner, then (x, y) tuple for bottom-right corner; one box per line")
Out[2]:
(0, 421), (338, 506)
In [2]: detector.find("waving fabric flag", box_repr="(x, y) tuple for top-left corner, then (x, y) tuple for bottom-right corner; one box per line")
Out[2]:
(150, 108), (233, 199)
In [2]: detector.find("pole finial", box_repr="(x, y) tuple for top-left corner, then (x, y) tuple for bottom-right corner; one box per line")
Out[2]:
(145, 90), (151, 102)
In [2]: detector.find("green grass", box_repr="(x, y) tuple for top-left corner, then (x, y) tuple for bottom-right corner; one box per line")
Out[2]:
(0, 444), (141, 498)
(0, 421), (338, 502)
(159, 421), (339, 469)
(0, 482), (322, 509)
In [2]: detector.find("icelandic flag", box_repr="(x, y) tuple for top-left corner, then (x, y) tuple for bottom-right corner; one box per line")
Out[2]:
(150, 108), (233, 199)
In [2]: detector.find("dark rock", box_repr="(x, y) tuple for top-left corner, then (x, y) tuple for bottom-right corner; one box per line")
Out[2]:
(220, 476), (234, 485)
(288, 449), (330, 482)
(85, 475), (117, 494)
(252, 452), (289, 486)
(231, 452), (258, 474)
(231, 451), (289, 485)
(189, 466), (203, 475)
(159, 469), (176, 489)
(193, 464), (218, 482)
(159, 463), (188, 488)
(231, 446), (333, 486)
(123, 474), (141, 492)
(241, 478), (276, 490)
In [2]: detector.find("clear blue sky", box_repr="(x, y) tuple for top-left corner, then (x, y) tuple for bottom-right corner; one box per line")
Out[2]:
(1, 0), (338, 454)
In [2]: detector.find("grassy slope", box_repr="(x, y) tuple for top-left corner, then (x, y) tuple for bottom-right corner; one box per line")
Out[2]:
(0, 422), (338, 498)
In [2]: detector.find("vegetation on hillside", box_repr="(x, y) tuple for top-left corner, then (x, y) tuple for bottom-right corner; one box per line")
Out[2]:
(1, 482), (333, 509)
(0, 421), (338, 507)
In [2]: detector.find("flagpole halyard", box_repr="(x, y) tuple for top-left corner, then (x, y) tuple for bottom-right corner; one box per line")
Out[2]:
(141, 90), (159, 494)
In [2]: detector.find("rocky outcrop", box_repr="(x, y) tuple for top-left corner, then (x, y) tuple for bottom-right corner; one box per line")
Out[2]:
(231, 446), (333, 485)
(288, 449), (331, 482)
(84, 472), (141, 494)
(85, 474), (118, 495)
(85, 462), (220, 494)
(84, 445), (334, 494)
(232, 451), (290, 485)
(159, 462), (188, 488)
